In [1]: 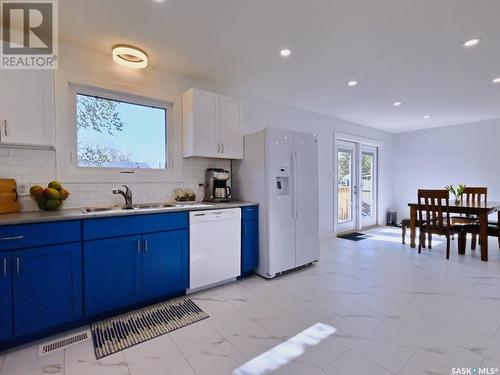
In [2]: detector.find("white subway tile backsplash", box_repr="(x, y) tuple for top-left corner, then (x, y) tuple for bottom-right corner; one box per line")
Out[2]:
(0, 148), (229, 211)
(77, 183), (98, 192)
(1, 156), (23, 166)
(8, 148), (34, 157)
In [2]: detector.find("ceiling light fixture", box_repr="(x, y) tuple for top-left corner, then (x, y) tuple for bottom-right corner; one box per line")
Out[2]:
(347, 80), (358, 87)
(492, 77), (500, 84)
(112, 45), (148, 69)
(423, 115), (431, 119)
(393, 101), (402, 107)
(463, 38), (482, 48)
(280, 48), (291, 57)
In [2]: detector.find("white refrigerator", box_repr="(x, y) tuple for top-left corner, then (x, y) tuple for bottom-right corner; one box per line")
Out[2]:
(233, 128), (320, 278)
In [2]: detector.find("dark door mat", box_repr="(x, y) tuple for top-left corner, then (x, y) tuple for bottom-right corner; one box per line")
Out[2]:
(337, 232), (372, 241)
(91, 297), (208, 359)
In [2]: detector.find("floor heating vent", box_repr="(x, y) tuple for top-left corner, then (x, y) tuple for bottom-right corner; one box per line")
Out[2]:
(39, 330), (90, 356)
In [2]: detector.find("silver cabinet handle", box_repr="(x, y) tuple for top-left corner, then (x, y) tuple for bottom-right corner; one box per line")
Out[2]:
(2, 120), (7, 137)
(0, 236), (23, 241)
(144, 239), (148, 253)
(16, 257), (19, 276)
(217, 143), (220, 153)
(221, 143), (224, 153)
(3, 258), (6, 277)
(137, 240), (141, 254)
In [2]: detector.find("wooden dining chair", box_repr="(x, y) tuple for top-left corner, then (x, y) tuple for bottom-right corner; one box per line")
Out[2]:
(451, 187), (487, 249)
(402, 218), (427, 245)
(461, 211), (500, 252)
(417, 189), (464, 259)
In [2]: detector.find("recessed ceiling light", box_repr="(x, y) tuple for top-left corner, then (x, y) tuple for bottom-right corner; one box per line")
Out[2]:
(424, 115), (431, 119)
(280, 48), (291, 57)
(463, 38), (482, 48)
(112, 45), (148, 69)
(492, 77), (500, 84)
(393, 101), (402, 107)
(347, 80), (358, 87)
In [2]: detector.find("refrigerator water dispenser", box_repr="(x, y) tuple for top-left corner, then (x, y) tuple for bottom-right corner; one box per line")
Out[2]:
(275, 167), (289, 196)
(275, 176), (289, 196)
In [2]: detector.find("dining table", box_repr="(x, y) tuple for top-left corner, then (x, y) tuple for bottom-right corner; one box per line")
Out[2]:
(408, 201), (500, 261)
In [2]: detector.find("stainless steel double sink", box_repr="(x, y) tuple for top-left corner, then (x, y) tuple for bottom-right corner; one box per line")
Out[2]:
(81, 202), (213, 214)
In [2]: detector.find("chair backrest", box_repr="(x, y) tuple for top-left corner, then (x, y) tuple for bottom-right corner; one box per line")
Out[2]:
(417, 189), (451, 232)
(462, 187), (487, 206)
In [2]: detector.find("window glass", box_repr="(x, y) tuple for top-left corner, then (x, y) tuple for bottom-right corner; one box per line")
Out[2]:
(76, 93), (167, 169)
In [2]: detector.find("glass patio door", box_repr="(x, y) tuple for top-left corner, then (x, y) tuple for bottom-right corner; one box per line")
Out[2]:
(360, 145), (377, 227)
(336, 140), (357, 233)
(336, 140), (378, 234)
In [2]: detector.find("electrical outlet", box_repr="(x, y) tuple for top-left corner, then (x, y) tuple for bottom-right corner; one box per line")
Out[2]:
(17, 184), (26, 195)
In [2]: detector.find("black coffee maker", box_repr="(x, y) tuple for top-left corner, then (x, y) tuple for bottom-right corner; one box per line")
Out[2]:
(205, 168), (231, 202)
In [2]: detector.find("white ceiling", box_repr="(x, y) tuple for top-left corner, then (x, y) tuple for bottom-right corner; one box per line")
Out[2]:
(60, 0), (500, 133)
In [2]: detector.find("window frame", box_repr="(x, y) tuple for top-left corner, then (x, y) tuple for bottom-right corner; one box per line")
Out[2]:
(74, 87), (169, 171)
(55, 72), (183, 183)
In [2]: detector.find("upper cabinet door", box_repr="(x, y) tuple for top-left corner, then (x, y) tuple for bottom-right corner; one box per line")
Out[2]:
(182, 88), (242, 159)
(219, 95), (243, 159)
(0, 70), (54, 147)
(183, 89), (219, 158)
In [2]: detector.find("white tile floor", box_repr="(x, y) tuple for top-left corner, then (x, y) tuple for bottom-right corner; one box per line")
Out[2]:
(2, 226), (500, 375)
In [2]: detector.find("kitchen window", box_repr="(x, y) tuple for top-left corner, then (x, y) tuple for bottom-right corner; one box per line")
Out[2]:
(56, 77), (183, 183)
(75, 92), (167, 170)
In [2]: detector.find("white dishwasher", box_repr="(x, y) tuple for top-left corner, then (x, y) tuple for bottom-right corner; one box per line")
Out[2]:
(189, 208), (241, 291)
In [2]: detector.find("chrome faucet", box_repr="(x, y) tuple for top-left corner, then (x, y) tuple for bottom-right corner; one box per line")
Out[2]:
(112, 185), (133, 208)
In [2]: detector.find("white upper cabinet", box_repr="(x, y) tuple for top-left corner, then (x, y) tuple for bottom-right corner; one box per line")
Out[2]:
(182, 88), (242, 159)
(0, 70), (55, 147)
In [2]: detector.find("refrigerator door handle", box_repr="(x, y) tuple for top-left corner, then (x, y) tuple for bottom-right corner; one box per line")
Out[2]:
(292, 150), (299, 219)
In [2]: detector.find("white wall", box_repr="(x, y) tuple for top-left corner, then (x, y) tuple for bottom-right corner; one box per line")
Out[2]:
(1, 42), (394, 238)
(393, 119), (500, 219)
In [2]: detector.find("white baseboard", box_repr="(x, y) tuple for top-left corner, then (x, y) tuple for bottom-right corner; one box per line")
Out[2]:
(320, 232), (337, 242)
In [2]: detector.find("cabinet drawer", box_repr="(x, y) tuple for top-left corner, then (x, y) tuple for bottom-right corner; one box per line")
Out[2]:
(242, 206), (258, 221)
(83, 212), (189, 240)
(0, 221), (81, 251)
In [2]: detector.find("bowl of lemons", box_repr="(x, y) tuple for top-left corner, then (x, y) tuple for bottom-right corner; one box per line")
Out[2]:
(30, 181), (70, 211)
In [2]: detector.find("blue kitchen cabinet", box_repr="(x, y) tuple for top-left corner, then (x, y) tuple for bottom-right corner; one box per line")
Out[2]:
(241, 207), (259, 275)
(12, 243), (82, 337)
(84, 235), (143, 317)
(0, 252), (13, 341)
(142, 230), (189, 300)
(83, 212), (188, 240)
(0, 221), (81, 252)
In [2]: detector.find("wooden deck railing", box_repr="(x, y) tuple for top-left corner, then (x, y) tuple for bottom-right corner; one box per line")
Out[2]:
(338, 186), (351, 222)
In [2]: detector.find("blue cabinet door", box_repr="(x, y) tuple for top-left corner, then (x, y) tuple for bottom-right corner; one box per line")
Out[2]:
(12, 243), (82, 337)
(84, 235), (142, 317)
(242, 220), (258, 275)
(142, 230), (188, 300)
(0, 252), (12, 341)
